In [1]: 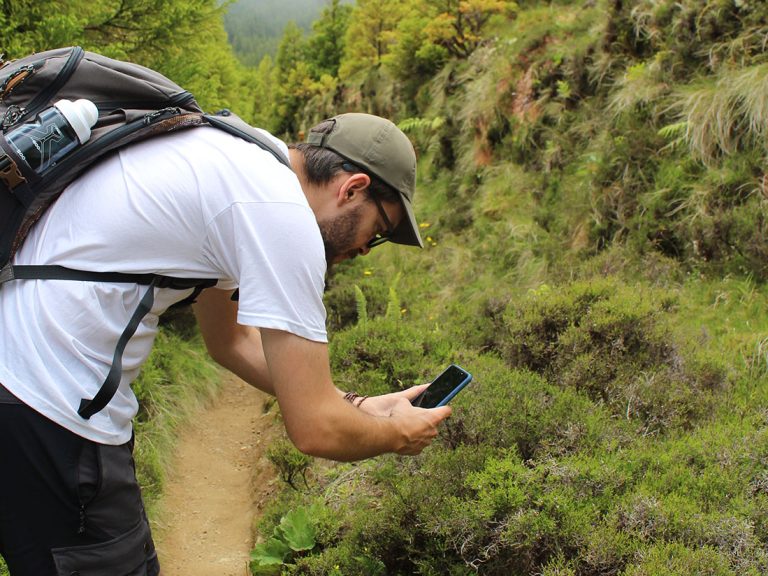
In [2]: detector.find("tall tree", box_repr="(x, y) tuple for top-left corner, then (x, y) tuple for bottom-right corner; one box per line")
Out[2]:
(424, 0), (509, 58)
(275, 20), (307, 77)
(305, 0), (352, 78)
(339, 0), (409, 80)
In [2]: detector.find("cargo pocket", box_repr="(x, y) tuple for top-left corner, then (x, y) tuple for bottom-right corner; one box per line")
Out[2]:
(51, 519), (158, 576)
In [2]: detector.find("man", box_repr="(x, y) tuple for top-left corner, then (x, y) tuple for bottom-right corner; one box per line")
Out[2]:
(0, 113), (451, 575)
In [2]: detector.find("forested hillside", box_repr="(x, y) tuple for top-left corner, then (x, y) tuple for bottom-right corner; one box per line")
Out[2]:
(3, 0), (768, 575)
(224, 0), (330, 66)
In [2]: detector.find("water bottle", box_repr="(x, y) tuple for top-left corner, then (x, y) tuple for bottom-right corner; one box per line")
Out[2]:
(0, 98), (99, 182)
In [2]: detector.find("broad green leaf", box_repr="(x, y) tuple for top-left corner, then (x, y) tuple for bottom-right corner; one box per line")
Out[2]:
(250, 537), (291, 566)
(278, 506), (317, 552)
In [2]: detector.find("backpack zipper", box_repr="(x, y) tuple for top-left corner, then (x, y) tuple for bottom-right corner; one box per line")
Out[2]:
(17, 46), (85, 124)
(4, 45), (196, 129)
(94, 91), (197, 112)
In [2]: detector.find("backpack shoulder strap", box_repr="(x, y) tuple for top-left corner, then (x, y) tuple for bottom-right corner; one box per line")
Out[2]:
(203, 110), (292, 170)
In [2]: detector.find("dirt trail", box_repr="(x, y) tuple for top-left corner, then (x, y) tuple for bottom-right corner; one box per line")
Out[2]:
(154, 374), (280, 576)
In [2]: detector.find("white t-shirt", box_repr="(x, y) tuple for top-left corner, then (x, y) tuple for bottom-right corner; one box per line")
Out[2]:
(0, 126), (328, 444)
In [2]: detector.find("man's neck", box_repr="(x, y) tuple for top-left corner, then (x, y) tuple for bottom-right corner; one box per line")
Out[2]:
(288, 148), (322, 214)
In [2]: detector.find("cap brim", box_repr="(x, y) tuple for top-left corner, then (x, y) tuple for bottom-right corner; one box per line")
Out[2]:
(390, 194), (424, 248)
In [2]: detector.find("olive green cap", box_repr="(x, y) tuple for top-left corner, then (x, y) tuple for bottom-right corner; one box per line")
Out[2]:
(306, 113), (423, 248)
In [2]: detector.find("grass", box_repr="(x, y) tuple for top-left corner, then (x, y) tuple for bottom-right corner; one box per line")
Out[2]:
(132, 321), (222, 514)
(673, 63), (768, 164)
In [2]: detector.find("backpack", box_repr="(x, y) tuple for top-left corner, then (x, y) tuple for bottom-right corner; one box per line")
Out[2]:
(0, 46), (293, 419)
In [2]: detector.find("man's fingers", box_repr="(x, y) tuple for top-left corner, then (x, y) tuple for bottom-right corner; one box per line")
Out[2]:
(400, 383), (429, 400)
(429, 404), (452, 421)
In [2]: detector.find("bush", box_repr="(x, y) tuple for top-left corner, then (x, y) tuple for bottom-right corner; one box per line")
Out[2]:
(498, 278), (727, 433)
(450, 355), (621, 460)
(267, 438), (313, 490)
(329, 315), (457, 397)
(623, 542), (736, 576)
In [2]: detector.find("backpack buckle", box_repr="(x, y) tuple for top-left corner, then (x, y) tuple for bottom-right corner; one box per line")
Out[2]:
(1, 104), (25, 130)
(0, 152), (26, 189)
(0, 264), (15, 285)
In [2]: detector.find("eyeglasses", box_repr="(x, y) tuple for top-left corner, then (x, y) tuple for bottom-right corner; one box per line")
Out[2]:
(341, 162), (394, 248)
(368, 192), (395, 248)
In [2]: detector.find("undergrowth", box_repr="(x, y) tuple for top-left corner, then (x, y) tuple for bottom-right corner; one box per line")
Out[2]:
(249, 1), (768, 574)
(253, 267), (768, 574)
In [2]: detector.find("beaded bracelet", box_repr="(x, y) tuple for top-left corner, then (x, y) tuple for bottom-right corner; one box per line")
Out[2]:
(343, 391), (369, 407)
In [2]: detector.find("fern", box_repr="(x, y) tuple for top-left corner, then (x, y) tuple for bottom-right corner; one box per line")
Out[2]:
(658, 120), (688, 152)
(658, 121), (688, 139)
(385, 273), (402, 320)
(398, 116), (445, 134)
(353, 285), (368, 326)
(385, 286), (401, 321)
(397, 116), (445, 155)
(398, 117), (433, 133)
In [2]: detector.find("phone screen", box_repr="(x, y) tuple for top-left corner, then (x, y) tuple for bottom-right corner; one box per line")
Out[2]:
(412, 364), (472, 408)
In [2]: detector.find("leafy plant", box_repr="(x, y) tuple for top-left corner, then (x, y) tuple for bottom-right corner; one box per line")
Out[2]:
(250, 505), (319, 574)
(384, 273), (403, 320)
(353, 284), (368, 327)
(266, 438), (313, 490)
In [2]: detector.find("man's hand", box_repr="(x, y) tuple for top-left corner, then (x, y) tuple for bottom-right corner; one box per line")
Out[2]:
(358, 385), (452, 455)
(390, 401), (452, 455)
(356, 384), (425, 417)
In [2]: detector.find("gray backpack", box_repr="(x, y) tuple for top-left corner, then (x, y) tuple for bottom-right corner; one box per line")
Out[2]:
(0, 46), (291, 419)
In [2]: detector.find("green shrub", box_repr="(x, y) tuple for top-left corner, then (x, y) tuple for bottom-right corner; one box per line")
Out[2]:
(451, 355), (621, 459)
(329, 315), (456, 397)
(623, 542), (736, 576)
(267, 438), (313, 490)
(499, 278), (727, 433)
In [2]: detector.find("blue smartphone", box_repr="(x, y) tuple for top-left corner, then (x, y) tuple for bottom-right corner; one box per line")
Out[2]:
(411, 364), (473, 408)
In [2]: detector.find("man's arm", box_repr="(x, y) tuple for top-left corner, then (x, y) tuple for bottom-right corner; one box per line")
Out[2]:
(260, 327), (451, 461)
(192, 287), (274, 394)
(193, 288), (451, 461)
(192, 288), (363, 399)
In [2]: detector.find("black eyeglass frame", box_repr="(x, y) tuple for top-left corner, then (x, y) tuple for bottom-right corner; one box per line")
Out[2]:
(341, 162), (394, 248)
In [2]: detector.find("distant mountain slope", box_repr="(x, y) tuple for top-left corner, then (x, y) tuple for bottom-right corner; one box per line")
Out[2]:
(223, 0), (328, 66)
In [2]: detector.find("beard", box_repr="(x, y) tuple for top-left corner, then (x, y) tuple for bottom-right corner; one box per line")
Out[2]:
(317, 205), (364, 267)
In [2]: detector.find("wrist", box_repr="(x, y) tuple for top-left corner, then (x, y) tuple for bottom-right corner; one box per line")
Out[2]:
(343, 390), (369, 408)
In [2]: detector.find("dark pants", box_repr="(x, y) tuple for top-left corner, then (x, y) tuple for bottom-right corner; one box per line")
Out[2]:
(0, 384), (160, 576)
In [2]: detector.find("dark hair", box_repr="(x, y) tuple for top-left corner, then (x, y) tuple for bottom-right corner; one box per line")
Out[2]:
(290, 120), (400, 205)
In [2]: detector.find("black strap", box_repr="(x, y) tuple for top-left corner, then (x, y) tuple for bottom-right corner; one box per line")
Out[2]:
(0, 263), (216, 419)
(2, 264), (158, 285)
(203, 112), (292, 169)
(0, 264), (215, 290)
(78, 278), (157, 419)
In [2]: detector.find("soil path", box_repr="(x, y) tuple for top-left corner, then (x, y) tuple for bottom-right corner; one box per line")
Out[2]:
(155, 374), (280, 576)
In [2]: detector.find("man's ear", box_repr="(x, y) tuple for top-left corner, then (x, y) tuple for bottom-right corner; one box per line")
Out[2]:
(337, 172), (371, 205)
